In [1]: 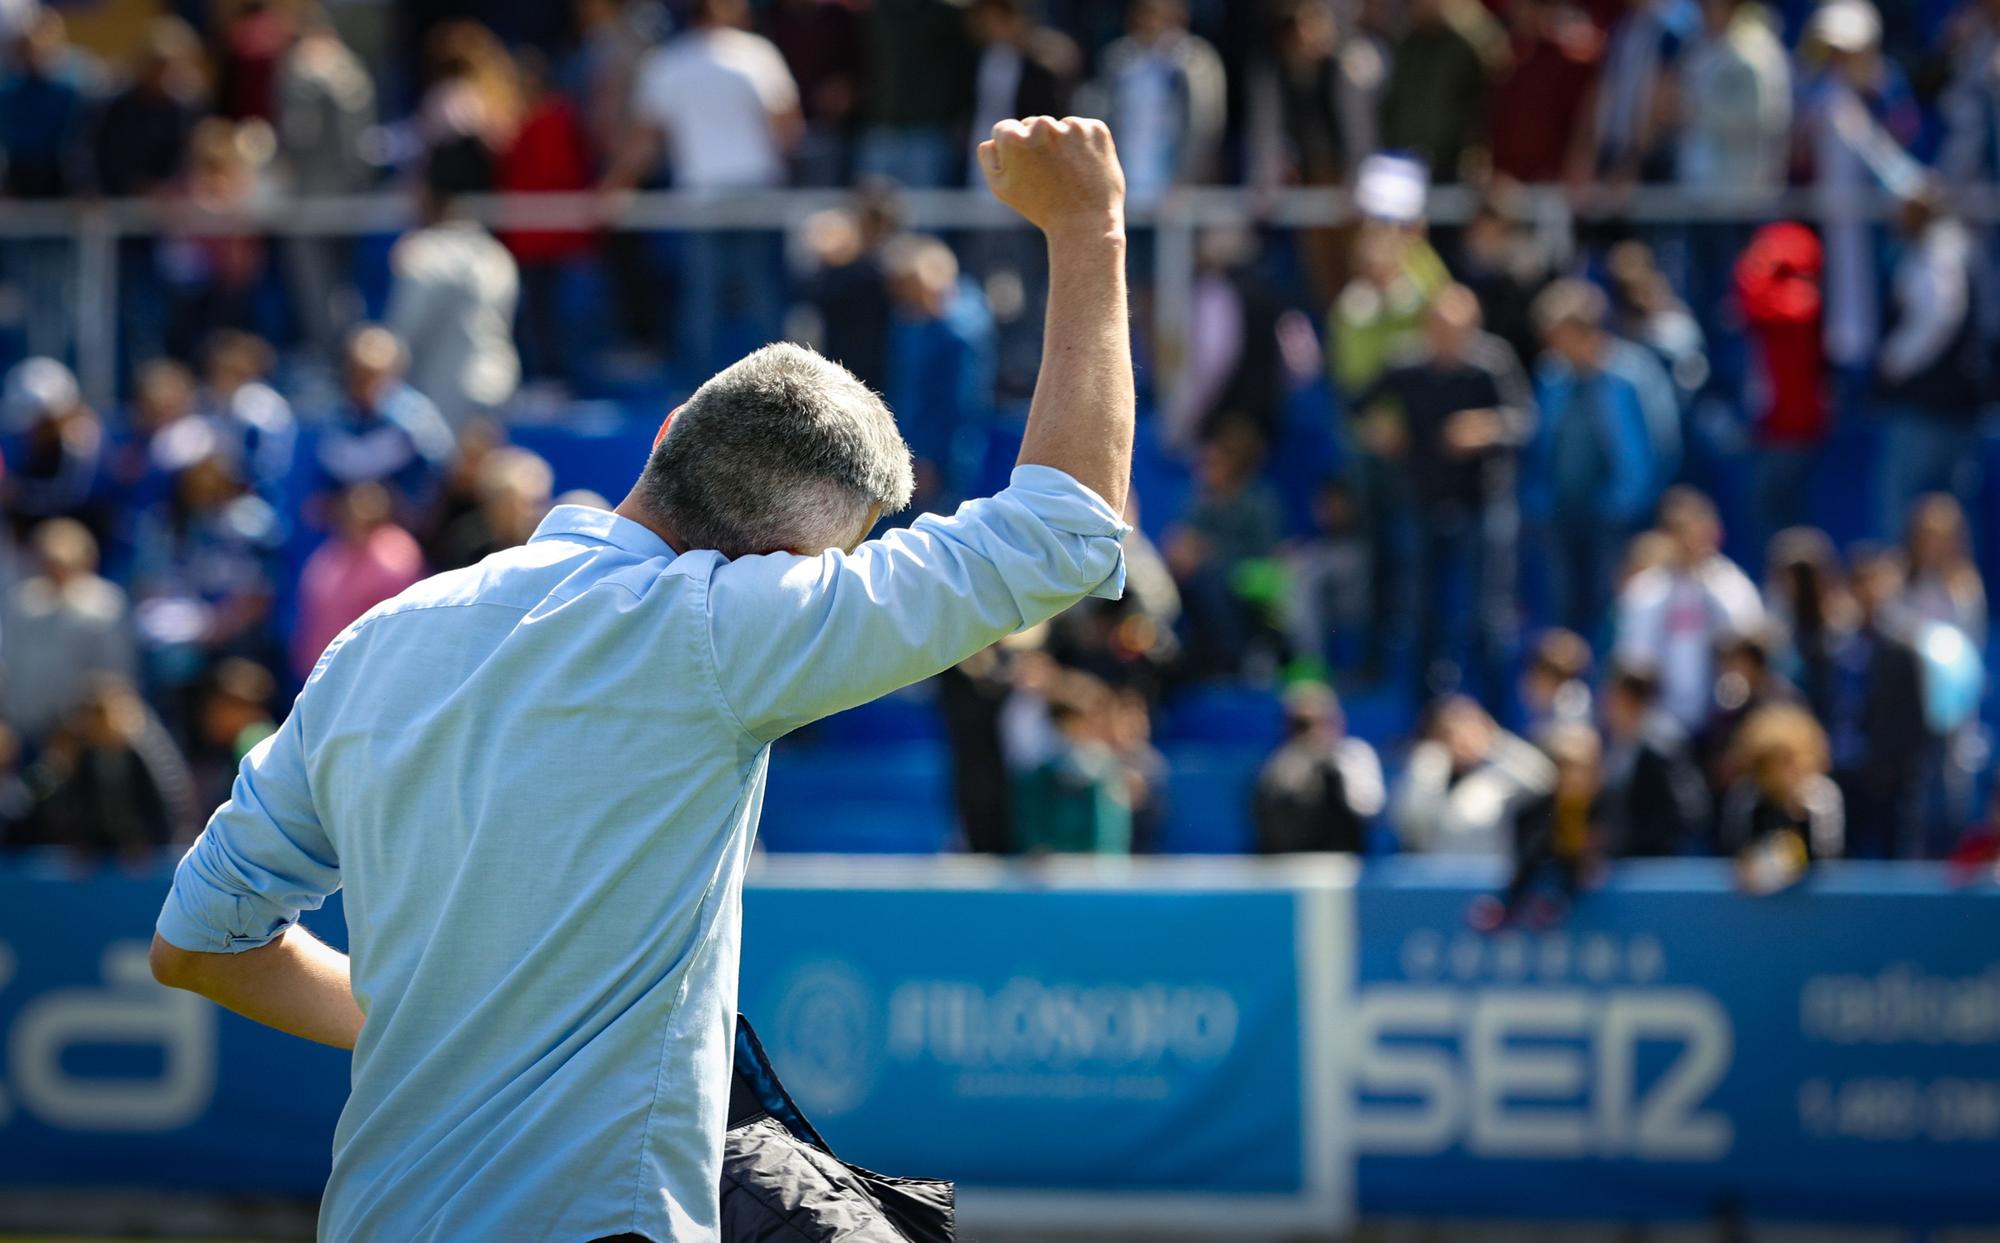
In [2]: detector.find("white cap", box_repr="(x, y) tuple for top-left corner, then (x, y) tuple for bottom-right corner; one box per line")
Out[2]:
(1355, 153), (1430, 224)
(3, 356), (79, 430)
(1810, 0), (1880, 53)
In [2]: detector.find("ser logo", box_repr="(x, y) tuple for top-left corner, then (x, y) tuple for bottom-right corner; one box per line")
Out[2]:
(1352, 931), (1734, 1161)
(0, 941), (216, 1132)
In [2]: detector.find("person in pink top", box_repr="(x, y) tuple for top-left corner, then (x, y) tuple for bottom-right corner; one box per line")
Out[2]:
(292, 482), (426, 679)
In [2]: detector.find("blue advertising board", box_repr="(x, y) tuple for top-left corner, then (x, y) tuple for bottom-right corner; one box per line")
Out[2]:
(737, 856), (1350, 1233)
(4, 853), (1998, 1229)
(0, 853), (1348, 1234)
(1350, 858), (2000, 1225)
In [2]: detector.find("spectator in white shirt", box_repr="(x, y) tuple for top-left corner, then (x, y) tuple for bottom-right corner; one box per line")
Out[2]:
(609, 0), (801, 376)
(385, 140), (521, 428)
(1081, 0), (1226, 211)
(1, 519), (136, 746)
(1615, 486), (1765, 731)
(1393, 695), (1556, 858)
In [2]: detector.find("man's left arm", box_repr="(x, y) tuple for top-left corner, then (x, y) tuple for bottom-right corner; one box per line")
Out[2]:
(151, 703), (359, 1049)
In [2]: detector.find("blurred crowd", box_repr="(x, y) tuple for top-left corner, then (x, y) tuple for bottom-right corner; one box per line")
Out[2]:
(3, 0), (2000, 896)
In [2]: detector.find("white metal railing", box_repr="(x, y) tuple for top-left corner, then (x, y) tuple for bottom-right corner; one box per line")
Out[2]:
(17, 182), (2000, 410)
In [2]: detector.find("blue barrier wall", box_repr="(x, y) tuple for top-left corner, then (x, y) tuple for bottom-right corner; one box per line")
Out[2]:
(1, 854), (1996, 1229)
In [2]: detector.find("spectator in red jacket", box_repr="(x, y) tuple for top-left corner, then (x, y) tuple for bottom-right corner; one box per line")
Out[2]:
(1735, 222), (1828, 549)
(499, 51), (597, 391)
(1490, 0), (1603, 184)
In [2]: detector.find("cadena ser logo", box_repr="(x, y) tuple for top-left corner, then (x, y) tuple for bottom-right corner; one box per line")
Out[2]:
(1351, 929), (1735, 1162)
(0, 941), (216, 1133)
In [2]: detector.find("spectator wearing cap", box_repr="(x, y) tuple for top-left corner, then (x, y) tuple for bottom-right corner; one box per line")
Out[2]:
(1614, 487), (1764, 731)
(1253, 682), (1385, 854)
(1, 357), (104, 543)
(1801, 0), (1923, 374)
(1525, 280), (1664, 636)
(1, 519), (135, 746)
(1873, 186), (1987, 538)
(314, 327), (457, 521)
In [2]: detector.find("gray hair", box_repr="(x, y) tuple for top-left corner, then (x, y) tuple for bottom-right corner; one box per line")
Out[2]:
(636, 343), (914, 558)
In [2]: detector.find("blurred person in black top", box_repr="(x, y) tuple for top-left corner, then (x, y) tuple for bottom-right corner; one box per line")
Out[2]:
(1473, 719), (1604, 930)
(1699, 627), (1806, 792)
(1828, 546), (1935, 858)
(1254, 682), (1385, 854)
(1351, 284), (1532, 705)
(1766, 526), (1849, 724)
(1719, 703), (1844, 891)
(15, 677), (200, 858)
(1601, 664), (1710, 856)
(797, 183), (904, 393)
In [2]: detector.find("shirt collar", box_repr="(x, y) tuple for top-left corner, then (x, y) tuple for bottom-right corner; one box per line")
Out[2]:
(529, 504), (677, 560)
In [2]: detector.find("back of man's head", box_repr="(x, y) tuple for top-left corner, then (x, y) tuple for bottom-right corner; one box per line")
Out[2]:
(635, 343), (914, 559)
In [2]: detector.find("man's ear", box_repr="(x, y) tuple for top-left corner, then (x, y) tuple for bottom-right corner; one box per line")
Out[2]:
(653, 405), (682, 451)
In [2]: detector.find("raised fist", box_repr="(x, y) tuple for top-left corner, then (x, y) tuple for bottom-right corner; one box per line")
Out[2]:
(978, 116), (1126, 240)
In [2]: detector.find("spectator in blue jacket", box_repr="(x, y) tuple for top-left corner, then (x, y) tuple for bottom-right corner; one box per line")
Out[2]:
(884, 235), (997, 511)
(1526, 279), (1661, 635)
(313, 326), (457, 525)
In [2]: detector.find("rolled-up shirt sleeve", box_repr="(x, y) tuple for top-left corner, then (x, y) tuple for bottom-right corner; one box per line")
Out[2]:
(155, 704), (340, 953)
(706, 465), (1130, 740)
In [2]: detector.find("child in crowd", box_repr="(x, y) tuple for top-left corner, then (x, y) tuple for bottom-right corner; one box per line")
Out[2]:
(1718, 704), (1845, 893)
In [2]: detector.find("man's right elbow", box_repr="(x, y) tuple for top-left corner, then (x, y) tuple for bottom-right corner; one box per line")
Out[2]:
(149, 933), (202, 991)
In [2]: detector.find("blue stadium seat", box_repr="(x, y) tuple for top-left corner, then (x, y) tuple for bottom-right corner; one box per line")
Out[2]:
(760, 741), (955, 854)
(1154, 741), (1266, 853)
(1158, 684), (1284, 745)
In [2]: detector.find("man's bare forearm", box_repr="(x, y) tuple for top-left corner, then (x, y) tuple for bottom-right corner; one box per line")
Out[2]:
(151, 926), (363, 1050)
(978, 116), (1133, 513)
(1018, 229), (1134, 514)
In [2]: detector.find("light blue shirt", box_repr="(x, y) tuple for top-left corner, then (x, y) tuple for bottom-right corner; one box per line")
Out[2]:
(156, 466), (1128, 1243)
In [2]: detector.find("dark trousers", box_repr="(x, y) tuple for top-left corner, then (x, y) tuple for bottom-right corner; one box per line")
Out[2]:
(1412, 496), (1518, 707)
